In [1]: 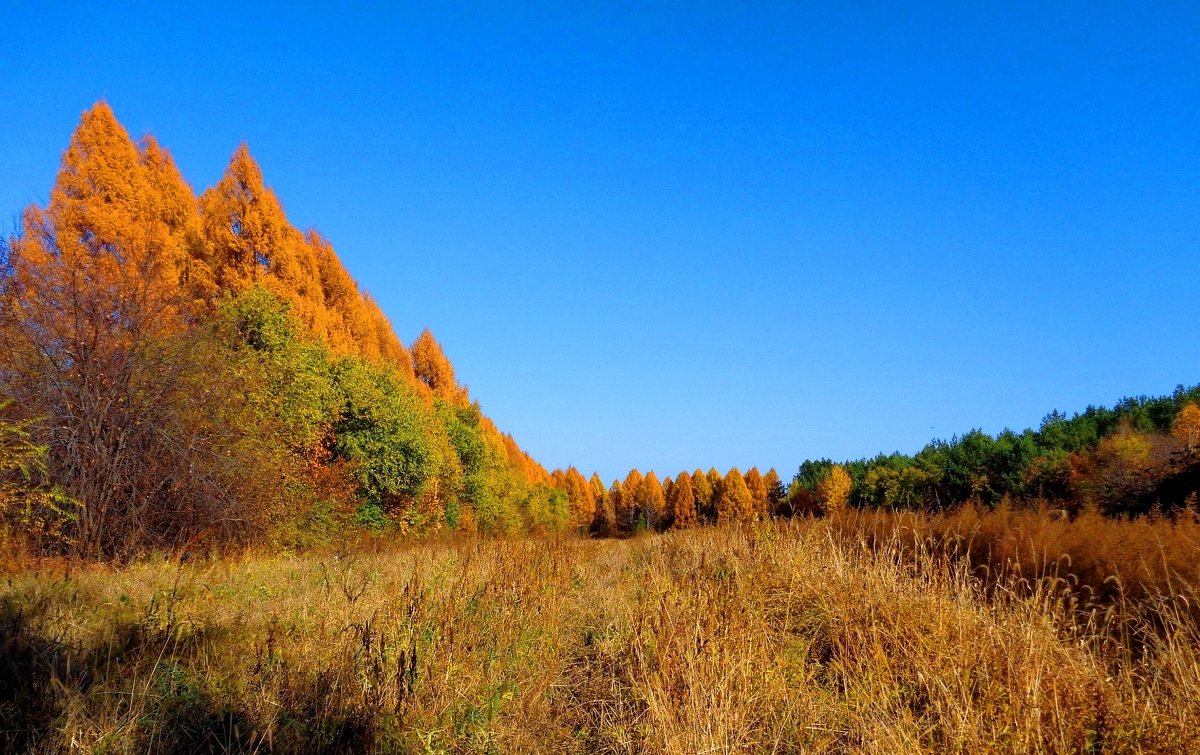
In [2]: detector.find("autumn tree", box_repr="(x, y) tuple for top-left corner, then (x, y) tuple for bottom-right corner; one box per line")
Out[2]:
(1067, 421), (1166, 515)
(634, 471), (667, 530)
(590, 472), (610, 533)
(1174, 404), (1200, 459)
(197, 144), (419, 380)
(562, 467), (596, 528)
(744, 467), (768, 521)
(201, 145), (301, 290)
(306, 230), (413, 375)
(706, 468), (723, 520)
(715, 468), (755, 525)
(617, 469), (644, 531)
(763, 468), (785, 516)
(667, 472), (697, 529)
(362, 293), (415, 376)
(137, 134), (214, 305)
(817, 465), (853, 516)
(0, 103), (289, 555)
(413, 328), (467, 404)
(608, 479), (625, 532)
(690, 469), (714, 522)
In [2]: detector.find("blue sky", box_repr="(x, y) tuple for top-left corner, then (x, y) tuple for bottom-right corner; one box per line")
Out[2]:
(3, 2), (1198, 481)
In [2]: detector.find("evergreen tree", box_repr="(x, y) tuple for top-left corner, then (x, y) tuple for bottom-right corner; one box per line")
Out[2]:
(763, 468), (785, 515)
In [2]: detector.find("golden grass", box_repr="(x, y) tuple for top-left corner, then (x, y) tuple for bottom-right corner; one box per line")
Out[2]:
(3, 517), (1199, 753)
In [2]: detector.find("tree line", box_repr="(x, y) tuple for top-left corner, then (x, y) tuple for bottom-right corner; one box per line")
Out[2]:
(0, 103), (574, 557)
(2, 104), (1196, 558)
(583, 390), (1200, 534)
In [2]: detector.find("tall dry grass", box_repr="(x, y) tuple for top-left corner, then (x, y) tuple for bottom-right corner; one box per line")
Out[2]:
(2, 514), (1199, 753)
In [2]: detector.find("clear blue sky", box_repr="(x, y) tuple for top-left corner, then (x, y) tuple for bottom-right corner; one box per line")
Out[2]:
(3, 2), (1198, 482)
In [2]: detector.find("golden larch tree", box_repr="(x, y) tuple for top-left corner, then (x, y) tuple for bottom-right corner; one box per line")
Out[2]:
(763, 468), (784, 516)
(608, 479), (625, 531)
(564, 467), (596, 528)
(706, 468), (723, 518)
(1, 103), (268, 554)
(690, 469), (714, 521)
(1174, 404), (1200, 458)
(817, 465), (853, 516)
(412, 329), (467, 404)
(589, 472), (610, 532)
(137, 134), (214, 306)
(635, 471), (666, 530)
(362, 294), (415, 377)
(744, 467), (768, 521)
(199, 144), (332, 338)
(200, 144), (288, 288)
(617, 469), (643, 531)
(716, 468), (755, 524)
(667, 472), (697, 529)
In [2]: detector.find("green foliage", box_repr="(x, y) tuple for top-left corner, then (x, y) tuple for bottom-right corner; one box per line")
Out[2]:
(330, 357), (436, 506)
(215, 288), (340, 453)
(792, 384), (1200, 516)
(793, 459), (836, 493)
(0, 404), (76, 550)
(522, 485), (569, 533)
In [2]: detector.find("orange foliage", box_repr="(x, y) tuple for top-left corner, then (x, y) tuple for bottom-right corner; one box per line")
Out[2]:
(1175, 404), (1200, 457)
(617, 469), (644, 530)
(690, 469), (714, 521)
(554, 467), (596, 528)
(1067, 422), (1169, 513)
(636, 471), (667, 529)
(716, 468), (755, 524)
(413, 329), (468, 405)
(667, 471), (698, 529)
(744, 467), (768, 521)
(1, 103), (554, 552)
(197, 141), (416, 376)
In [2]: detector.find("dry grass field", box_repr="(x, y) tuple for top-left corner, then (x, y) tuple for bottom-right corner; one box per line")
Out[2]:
(3, 511), (1200, 753)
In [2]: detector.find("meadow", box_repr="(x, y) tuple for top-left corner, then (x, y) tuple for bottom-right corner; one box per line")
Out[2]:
(4, 508), (1199, 754)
